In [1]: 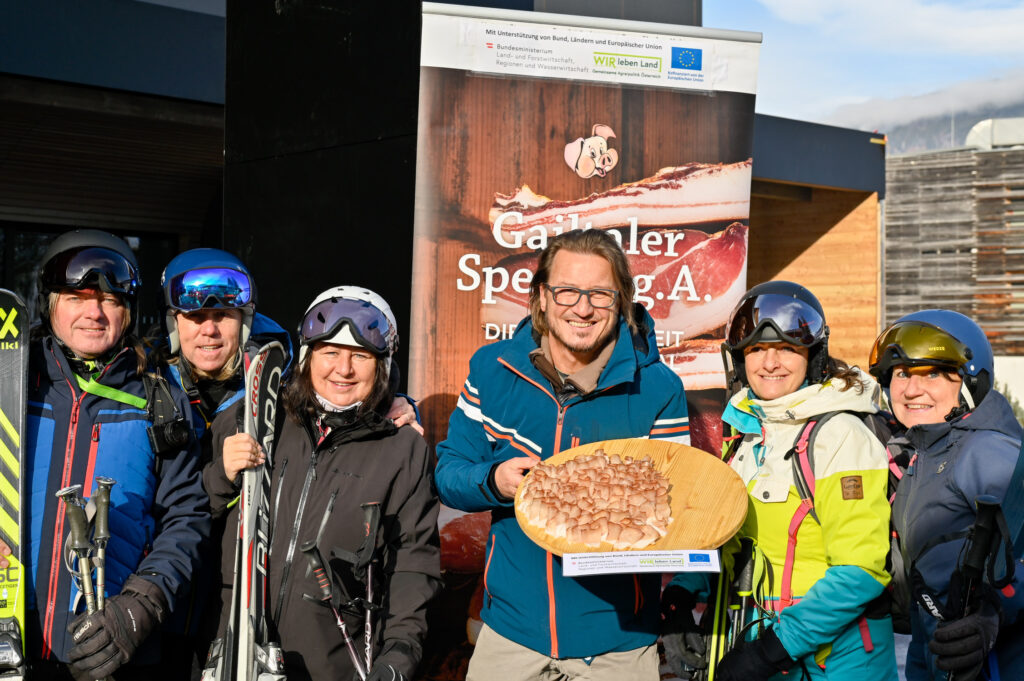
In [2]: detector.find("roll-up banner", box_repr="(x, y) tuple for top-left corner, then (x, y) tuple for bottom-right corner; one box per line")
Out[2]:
(412, 4), (759, 675)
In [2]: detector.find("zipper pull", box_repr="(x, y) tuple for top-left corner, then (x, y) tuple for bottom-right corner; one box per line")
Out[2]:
(91, 424), (100, 442)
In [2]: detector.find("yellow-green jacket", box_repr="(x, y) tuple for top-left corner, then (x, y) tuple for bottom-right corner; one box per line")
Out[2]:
(675, 369), (898, 679)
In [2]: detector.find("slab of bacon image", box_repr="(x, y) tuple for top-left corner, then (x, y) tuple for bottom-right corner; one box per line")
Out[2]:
(482, 222), (747, 391)
(489, 158), (752, 242)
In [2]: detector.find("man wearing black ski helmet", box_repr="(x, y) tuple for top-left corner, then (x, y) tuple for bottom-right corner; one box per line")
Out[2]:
(721, 280), (831, 389)
(37, 228), (142, 362)
(18, 229), (208, 681)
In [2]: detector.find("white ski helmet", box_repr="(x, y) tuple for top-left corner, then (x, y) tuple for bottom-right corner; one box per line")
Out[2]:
(297, 286), (399, 377)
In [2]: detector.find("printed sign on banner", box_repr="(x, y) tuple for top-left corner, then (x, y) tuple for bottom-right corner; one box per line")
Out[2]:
(412, 5), (759, 677)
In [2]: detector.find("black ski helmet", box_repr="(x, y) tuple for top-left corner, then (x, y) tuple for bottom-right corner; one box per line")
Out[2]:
(722, 281), (831, 390)
(38, 229), (141, 334)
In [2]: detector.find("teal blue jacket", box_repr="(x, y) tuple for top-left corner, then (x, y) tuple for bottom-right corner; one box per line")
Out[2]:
(435, 307), (689, 659)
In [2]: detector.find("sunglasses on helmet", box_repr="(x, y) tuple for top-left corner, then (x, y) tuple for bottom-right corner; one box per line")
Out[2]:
(869, 321), (971, 378)
(726, 293), (827, 349)
(165, 267), (254, 311)
(41, 247), (139, 297)
(300, 297), (393, 355)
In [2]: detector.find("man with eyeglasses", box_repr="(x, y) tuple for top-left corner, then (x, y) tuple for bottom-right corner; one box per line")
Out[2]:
(435, 229), (690, 681)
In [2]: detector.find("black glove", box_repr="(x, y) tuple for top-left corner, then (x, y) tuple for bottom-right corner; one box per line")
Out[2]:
(715, 627), (793, 681)
(661, 585), (707, 679)
(66, 575), (167, 680)
(363, 664), (407, 681)
(929, 590), (1001, 681)
(354, 641), (416, 681)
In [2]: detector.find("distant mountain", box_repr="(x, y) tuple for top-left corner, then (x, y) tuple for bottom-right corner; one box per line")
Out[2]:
(883, 101), (1024, 155)
(825, 70), (1024, 155)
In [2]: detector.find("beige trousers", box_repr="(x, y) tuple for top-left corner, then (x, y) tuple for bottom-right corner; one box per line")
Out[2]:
(466, 623), (660, 681)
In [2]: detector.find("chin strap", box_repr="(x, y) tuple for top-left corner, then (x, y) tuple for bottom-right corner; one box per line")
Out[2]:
(960, 382), (976, 410)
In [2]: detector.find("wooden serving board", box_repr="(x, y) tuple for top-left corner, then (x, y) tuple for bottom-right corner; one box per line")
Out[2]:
(514, 438), (747, 555)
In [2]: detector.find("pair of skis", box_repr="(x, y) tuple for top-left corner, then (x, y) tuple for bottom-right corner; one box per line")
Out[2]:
(203, 341), (287, 681)
(0, 291), (27, 680)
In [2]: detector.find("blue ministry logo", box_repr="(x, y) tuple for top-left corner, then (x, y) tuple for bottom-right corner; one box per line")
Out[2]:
(671, 47), (703, 71)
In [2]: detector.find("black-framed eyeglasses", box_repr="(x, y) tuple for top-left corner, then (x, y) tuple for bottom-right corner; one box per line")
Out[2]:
(544, 285), (619, 309)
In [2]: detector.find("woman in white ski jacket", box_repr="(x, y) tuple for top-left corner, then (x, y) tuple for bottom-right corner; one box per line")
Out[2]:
(663, 281), (897, 681)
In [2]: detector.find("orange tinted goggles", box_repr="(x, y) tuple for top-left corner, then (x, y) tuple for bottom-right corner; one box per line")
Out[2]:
(869, 321), (971, 377)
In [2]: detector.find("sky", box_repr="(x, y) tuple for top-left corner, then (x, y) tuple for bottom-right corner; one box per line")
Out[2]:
(703, 1), (1024, 132)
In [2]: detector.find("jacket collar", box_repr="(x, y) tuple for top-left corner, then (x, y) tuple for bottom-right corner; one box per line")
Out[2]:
(308, 408), (397, 451)
(40, 334), (139, 389)
(499, 304), (660, 393)
(905, 389), (1024, 451)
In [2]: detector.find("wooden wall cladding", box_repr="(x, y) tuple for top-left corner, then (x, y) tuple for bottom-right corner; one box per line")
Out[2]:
(748, 187), (880, 369)
(886, 148), (1024, 355)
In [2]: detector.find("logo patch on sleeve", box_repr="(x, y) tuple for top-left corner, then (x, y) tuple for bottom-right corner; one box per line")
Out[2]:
(841, 475), (864, 500)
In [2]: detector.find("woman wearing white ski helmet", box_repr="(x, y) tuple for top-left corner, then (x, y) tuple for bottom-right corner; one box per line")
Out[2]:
(663, 281), (898, 681)
(870, 310), (1024, 681)
(206, 286), (440, 681)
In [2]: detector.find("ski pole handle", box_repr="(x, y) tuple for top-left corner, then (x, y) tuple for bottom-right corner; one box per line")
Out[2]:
(963, 496), (1000, 586)
(945, 496), (1002, 681)
(359, 502), (382, 674)
(56, 486), (98, 614)
(93, 477), (116, 611)
(93, 477), (115, 544)
(300, 541), (366, 679)
(56, 486), (90, 552)
(300, 540), (333, 602)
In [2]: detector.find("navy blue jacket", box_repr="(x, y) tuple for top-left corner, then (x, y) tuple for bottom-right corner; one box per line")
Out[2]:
(26, 335), (208, 664)
(893, 390), (1024, 680)
(155, 311), (291, 638)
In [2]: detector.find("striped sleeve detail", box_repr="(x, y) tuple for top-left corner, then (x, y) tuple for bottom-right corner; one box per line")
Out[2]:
(481, 415), (543, 458)
(456, 380), (483, 422)
(649, 416), (691, 445)
(454, 379), (543, 458)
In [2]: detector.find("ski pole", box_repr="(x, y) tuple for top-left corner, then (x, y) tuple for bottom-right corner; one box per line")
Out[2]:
(300, 540), (366, 680)
(945, 495), (1001, 681)
(92, 477), (115, 611)
(730, 538), (755, 649)
(359, 502), (382, 674)
(56, 486), (98, 614)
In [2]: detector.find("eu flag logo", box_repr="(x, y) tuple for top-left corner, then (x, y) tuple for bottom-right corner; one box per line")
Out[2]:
(671, 47), (702, 71)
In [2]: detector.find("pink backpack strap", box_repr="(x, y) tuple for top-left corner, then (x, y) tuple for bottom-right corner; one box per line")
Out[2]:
(779, 420), (819, 609)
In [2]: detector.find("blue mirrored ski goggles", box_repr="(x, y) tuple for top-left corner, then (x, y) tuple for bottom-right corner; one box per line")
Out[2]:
(726, 293), (826, 349)
(166, 267), (254, 311)
(300, 297), (392, 355)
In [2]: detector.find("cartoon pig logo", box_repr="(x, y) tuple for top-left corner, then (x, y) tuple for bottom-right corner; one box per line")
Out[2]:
(564, 124), (619, 179)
